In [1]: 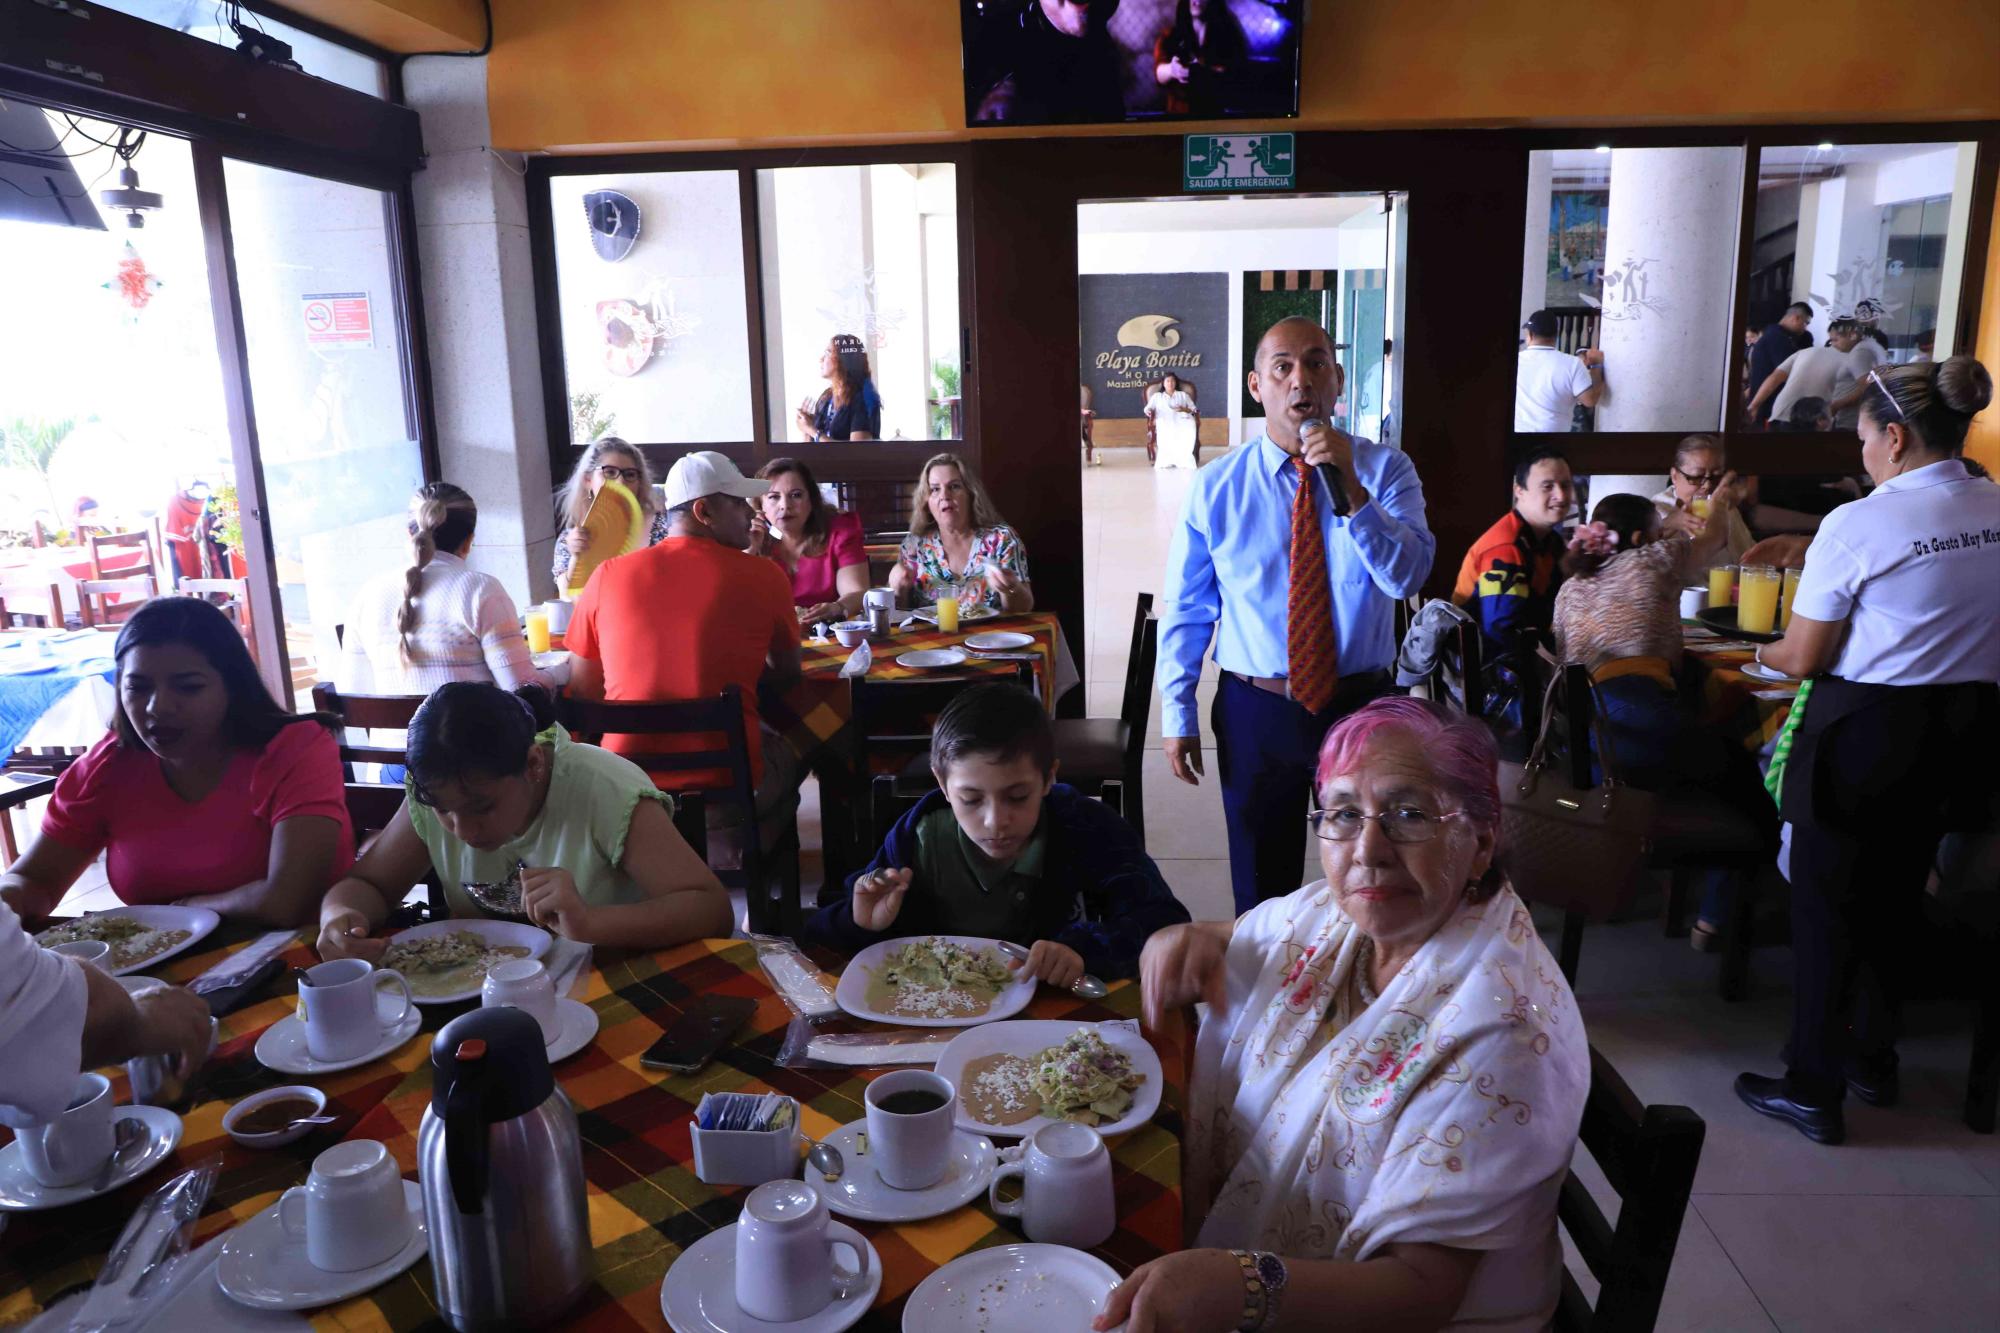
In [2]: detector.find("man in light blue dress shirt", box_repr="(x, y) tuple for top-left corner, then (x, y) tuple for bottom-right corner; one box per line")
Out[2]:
(1158, 318), (1436, 911)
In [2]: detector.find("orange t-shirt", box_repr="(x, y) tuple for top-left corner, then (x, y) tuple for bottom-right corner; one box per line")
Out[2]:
(566, 536), (798, 789)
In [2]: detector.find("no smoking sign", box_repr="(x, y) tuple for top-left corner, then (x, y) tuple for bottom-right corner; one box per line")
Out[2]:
(301, 291), (373, 347)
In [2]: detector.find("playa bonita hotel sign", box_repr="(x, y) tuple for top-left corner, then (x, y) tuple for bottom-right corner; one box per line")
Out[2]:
(1093, 314), (1204, 389)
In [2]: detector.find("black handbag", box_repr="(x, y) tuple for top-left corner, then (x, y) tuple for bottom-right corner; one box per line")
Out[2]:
(1499, 668), (1656, 919)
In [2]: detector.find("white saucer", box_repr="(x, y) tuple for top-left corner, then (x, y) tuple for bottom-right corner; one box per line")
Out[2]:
(897, 648), (968, 669)
(217, 1179), (428, 1310)
(0, 1106), (182, 1211)
(805, 1119), (996, 1224)
(544, 998), (599, 1063)
(1741, 660), (1799, 683)
(661, 1221), (880, 1333)
(962, 631), (1033, 651)
(254, 999), (424, 1076)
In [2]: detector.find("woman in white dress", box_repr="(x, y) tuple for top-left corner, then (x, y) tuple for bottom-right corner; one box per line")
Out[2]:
(1098, 697), (1588, 1333)
(1146, 373), (1200, 469)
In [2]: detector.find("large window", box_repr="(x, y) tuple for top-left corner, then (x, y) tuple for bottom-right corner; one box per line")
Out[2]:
(92, 0), (391, 98)
(757, 163), (961, 443)
(539, 157), (968, 452)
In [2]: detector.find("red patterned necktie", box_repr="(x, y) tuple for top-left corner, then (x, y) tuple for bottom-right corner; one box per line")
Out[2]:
(1287, 456), (1338, 713)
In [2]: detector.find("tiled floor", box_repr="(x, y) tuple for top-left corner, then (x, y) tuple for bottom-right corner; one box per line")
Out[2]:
(1076, 447), (2000, 1333)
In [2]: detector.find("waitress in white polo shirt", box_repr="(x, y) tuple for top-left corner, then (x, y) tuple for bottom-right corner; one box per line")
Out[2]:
(1735, 357), (1999, 1146)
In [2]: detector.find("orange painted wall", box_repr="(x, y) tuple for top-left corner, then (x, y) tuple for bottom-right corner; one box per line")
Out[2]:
(483, 0), (2000, 152)
(1967, 181), (2000, 477)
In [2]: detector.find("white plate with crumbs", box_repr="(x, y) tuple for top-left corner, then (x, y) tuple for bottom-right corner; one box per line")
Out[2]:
(935, 1019), (1162, 1139)
(833, 935), (1037, 1028)
(36, 905), (220, 977)
(902, 1244), (1124, 1332)
(377, 919), (551, 1004)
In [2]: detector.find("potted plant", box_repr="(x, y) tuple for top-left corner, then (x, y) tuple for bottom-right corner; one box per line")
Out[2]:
(211, 482), (249, 577)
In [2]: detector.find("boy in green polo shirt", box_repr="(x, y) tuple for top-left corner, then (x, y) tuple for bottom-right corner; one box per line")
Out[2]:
(802, 683), (1189, 981)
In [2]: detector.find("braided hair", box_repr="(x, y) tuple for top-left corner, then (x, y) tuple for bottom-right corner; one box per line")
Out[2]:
(398, 483), (477, 665)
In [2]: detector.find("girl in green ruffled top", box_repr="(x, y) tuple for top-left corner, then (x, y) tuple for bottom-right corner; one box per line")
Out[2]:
(315, 682), (731, 960)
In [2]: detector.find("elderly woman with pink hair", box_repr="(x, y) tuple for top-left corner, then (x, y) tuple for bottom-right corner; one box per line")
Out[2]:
(1102, 698), (1588, 1333)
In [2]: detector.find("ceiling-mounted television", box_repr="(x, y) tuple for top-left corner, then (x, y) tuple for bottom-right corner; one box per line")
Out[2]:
(961, 0), (1303, 128)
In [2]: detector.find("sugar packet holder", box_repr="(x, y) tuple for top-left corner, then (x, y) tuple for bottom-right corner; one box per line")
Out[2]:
(774, 1014), (957, 1069)
(748, 934), (842, 1020)
(690, 1092), (802, 1187)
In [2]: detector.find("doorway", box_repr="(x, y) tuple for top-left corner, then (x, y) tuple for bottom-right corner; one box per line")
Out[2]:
(1074, 191), (1408, 915)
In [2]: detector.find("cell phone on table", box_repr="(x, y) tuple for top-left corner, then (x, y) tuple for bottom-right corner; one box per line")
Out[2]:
(639, 994), (759, 1074)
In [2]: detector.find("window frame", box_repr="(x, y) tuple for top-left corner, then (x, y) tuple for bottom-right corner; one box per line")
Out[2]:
(525, 144), (979, 485)
(1507, 122), (1997, 475)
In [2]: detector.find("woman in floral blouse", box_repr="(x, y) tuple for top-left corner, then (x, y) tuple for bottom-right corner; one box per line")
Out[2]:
(889, 452), (1033, 613)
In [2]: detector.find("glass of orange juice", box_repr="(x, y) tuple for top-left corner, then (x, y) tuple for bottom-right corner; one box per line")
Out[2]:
(935, 593), (960, 634)
(1690, 496), (1712, 519)
(1780, 567), (1801, 629)
(1738, 565), (1782, 634)
(525, 609), (551, 654)
(1707, 564), (1737, 610)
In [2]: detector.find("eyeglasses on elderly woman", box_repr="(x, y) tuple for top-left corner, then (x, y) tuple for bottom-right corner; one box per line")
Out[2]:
(1308, 804), (1473, 843)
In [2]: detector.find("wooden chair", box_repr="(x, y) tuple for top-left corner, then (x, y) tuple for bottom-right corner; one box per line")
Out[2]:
(175, 577), (255, 651)
(1, 768), (59, 866)
(1555, 1046), (1706, 1333)
(1140, 377), (1200, 464)
(0, 580), (66, 629)
(76, 575), (156, 628)
(312, 683), (426, 772)
(1052, 593), (1156, 845)
(557, 688), (801, 936)
(340, 781), (444, 919)
(86, 530), (160, 585)
(852, 661), (1036, 850)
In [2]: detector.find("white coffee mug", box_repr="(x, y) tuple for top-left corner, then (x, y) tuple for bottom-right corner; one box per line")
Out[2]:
(733, 1180), (867, 1323)
(1679, 585), (1707, 619)
(542, 599), (573, 634)
(18, 1072), (117, 1188)
(863, 1070), (956, 1191)
(989, 1120), (1115, 1249)
(299, 958), (413, 1063)
(50, 940), (112, 968)
(481, 958), (560, 1045)
(279, 1139), (414, 1272)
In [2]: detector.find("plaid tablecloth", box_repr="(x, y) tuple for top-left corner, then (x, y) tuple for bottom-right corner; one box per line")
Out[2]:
(1684, 636), (1797, 752)
(1, 934), (1186, 1332)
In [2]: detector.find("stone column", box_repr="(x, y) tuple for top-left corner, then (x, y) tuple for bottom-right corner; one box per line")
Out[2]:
(404, 56), (556, 605)
(1594, 148), (1742, 432)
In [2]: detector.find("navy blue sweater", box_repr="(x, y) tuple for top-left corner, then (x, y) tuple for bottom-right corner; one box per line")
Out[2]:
(801, 784), (1190, 979)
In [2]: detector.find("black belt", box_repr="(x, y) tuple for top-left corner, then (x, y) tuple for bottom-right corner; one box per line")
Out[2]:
(1224, 668), (1391, 702)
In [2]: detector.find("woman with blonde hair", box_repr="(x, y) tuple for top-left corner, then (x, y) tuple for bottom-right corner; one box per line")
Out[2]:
(750, 456), (869, 624)
(889, 452), (1032, 613)
(339, 484), (561, 778)
(793, 333), (881, 442)
(552, 436), (669, 584)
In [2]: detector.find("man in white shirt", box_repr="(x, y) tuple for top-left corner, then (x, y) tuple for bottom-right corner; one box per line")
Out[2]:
(1514, 310), (1604, 431)
(0, 902), (211, 1125)
(1748, 318), (1862, 428)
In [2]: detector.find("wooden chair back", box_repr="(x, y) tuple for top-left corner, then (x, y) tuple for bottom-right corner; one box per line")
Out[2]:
(1118, 595), (1159, 768)
(557, 688), (798, 934)
(312, 682), (427, 769)
(87, 530), (159, 582)
(0, 580), (66, 629)
(1555, 1046), (1706, 1332)
(77, 575), (156, 628)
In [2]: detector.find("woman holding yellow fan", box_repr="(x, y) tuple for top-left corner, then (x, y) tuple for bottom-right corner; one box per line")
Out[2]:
(552, 437), (669, 587)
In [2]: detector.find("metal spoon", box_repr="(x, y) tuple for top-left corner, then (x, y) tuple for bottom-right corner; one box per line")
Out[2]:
(89, 1118), (146, 1193)
(994, 941), (1110, 1001)
(806, 1139), (845, 1183)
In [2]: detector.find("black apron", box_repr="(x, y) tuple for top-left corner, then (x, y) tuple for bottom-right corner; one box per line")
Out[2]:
(1779, 675), (2000, 833)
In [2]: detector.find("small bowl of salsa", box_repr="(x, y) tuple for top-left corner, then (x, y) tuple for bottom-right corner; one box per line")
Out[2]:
(223, 1085), (329, 1149)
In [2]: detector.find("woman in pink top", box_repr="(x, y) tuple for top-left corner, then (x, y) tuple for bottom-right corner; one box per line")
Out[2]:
(0, 598), (355, 927)
(750, 456), (869, 625)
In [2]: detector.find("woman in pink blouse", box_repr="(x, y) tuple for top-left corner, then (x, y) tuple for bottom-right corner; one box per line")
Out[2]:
(1, 598), (355, 928)
(751, 457), (869, 624)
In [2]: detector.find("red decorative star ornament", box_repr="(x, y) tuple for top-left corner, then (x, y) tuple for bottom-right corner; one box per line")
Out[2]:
(105, 241), (163, 312)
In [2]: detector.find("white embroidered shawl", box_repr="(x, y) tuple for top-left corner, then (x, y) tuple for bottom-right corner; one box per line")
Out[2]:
(1189, 882), (1587, 1330)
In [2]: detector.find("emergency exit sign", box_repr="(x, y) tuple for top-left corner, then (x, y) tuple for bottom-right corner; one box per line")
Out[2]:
(1184, 133), (1296, 192)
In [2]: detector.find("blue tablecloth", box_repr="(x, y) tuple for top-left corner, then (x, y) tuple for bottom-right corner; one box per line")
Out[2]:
(0, 631), (116, 758)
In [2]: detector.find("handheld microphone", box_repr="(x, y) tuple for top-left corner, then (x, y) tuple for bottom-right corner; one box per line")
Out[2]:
(1300, 418), (1352, 519)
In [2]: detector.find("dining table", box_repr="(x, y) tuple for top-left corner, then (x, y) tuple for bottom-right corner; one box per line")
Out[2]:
(0, 628), (119, 758)
(1682, 626), (1798, 754)
(0, 926), (1188, 1331)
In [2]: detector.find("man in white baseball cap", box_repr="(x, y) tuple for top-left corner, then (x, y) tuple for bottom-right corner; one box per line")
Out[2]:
(568, 451), (802, 850)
